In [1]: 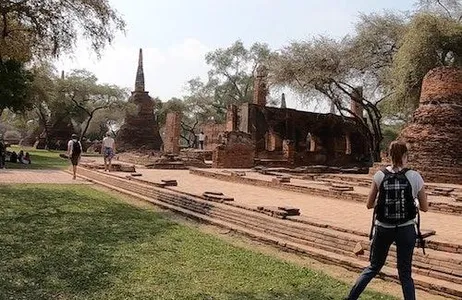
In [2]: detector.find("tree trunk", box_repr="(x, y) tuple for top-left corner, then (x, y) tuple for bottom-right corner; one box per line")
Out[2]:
(80, 113), (94, 143)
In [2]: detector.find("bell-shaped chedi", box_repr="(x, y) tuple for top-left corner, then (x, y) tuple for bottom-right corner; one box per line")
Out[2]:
(116, 49), (163, 152)
(398, 67), (462, 184)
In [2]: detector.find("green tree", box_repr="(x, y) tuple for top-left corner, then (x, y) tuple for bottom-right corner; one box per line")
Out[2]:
(58, 69), (128, 141)
(390, 13), (462, 112)
(205, 40), (271, 108)
(0, 0), (125, 60)
(0, 60), (33, 116)
(0, 0), (125, 116)
(271, 36), (389, 161)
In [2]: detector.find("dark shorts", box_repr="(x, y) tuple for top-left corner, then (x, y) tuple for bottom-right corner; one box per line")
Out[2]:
(70, 155), (80, 166)
(103, 147), (114, 159)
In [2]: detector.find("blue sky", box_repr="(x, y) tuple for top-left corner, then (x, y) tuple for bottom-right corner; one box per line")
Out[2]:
(56, 0), (416, 109)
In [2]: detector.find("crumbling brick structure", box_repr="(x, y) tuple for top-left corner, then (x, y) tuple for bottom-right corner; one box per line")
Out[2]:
(211, 66), (369, 169)
(164, 112), (181, 154)
(253, 65), (268, 106)
(199, 122), (226, 150)
(212, 131), (255, 168)
(236, 103), (369, 166)
(116, 49), (163, 152)
(399, 67), (462, 184)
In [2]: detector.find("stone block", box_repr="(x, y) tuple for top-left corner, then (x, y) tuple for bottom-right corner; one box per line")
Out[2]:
(161, 179), (178, 186)
(431, 187), (455, 197)
(203, 191), (234, 202)
(231, 171), (246, 177)
(420, 229), (436, 239)
(119, 165), (136, 173)
(329, 184), (354, 192)
(277, 206), (300, 216)
(353, 242), (365, 256)
(272, 177), (289, 184)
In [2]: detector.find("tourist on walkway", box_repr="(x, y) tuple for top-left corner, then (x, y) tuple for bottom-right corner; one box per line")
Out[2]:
(101, 132), (115, 172)
(198, 131), (205, 150)
(67, 134), (82, 180)
(346, 141), (428, 300)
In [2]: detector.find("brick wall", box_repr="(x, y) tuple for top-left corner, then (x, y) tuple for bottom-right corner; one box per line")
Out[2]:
(164, 112), (181, 153)
(212, 131), (255, 168)
(200, 122), (226, 150)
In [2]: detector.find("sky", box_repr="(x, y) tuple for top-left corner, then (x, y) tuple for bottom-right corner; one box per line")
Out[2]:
(56, 0), (417, 110)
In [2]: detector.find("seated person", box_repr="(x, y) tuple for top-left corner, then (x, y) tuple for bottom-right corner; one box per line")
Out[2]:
(22, 152), (31, 164)
(18, 150), (24, 162)
(9, 151), (18, 163)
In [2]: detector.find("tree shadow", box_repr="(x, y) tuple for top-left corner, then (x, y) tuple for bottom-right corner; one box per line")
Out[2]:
(0, 186), (176, 299)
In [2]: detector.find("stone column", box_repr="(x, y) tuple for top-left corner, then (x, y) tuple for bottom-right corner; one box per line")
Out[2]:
(350, 87), (364, 118)
(345, 133), (352, 155)
(309, 134), (316, 152)
(266, 130), (282, 151)
(283, 140), (295, 164)
(226, 104), (238, 132)
(253, 65), (268, 106)
(164, 112), (181, 154)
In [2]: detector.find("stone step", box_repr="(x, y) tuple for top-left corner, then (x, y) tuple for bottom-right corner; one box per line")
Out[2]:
(190, 169), (462, 216)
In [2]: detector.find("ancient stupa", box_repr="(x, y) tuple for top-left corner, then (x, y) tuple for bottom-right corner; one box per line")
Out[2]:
(116, 49), (163, 151)
(399, 67), (462, 184)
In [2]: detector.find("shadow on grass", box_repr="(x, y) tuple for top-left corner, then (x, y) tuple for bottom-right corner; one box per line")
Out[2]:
(0, 185), (396, 300)
(0, 185), (175, 299)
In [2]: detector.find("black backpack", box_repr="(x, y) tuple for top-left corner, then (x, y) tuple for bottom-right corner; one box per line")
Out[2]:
(376, 168), (417, 224)
(369, 168), (426, 253)
(72, 140), (82, 156)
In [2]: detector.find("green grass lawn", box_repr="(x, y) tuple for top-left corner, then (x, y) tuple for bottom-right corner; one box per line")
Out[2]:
(5, 146), (75, 170)
(0, 185), (396, 300)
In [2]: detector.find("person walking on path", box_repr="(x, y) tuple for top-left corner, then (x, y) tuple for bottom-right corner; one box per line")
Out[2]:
(67, 134), (82, 180)
(101, 132), (115, 172)
(346, 141), (428, 300)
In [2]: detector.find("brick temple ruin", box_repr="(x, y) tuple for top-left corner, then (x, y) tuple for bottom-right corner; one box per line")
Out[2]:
(213, 64), (369, 169)
(399, 67), (462, 184)
(116, 49), (163, 152)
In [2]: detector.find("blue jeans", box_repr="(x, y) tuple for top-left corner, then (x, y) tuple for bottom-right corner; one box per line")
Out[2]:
(347, 224), (416, 300)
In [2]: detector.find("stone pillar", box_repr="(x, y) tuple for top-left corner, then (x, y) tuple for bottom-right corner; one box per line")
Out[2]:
(308, 133), (316, 152)
(266, 130), (282, 151)
(164, 112), (181, 154)
(345, 133), (352, 155)
(253, 65), (268, 106)
(350, 87), (364, 118)
(283, 140), (295, 164)
(226, 104), (238, 132)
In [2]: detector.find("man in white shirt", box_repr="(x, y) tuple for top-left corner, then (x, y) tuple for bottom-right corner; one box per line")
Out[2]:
(101, 132), (116, 171)
(198, 131), (205, 150)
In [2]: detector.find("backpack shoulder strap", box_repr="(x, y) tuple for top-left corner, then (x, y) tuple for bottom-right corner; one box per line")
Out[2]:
(400, 167), (411, 174)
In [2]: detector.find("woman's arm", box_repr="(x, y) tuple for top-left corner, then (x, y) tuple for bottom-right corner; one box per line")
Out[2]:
(417, 186), (429, 212)
(366, 181), (379, 209)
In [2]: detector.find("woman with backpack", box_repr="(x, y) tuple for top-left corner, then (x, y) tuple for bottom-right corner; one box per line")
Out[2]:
(67, 134), (82, 180)
(346, 141), (428, 300)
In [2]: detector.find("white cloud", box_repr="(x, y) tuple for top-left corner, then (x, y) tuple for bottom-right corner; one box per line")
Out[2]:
(55, 38), (210, 100)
